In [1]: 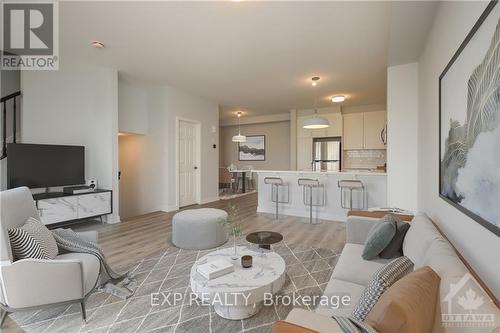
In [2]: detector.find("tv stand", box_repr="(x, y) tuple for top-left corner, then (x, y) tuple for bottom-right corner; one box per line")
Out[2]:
(33, 189), (112, 228)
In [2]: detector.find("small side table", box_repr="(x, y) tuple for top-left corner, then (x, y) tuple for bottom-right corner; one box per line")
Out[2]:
(348, 210), (414, 222)
(246, 231), (283, 250)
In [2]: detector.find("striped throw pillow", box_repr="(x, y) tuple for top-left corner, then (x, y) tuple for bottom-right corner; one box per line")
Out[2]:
(351, 256), (414, 321)
(7, 217), (59, 260)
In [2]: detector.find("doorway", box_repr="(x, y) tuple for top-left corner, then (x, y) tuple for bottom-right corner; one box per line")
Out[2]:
(177, 118), (201, 207)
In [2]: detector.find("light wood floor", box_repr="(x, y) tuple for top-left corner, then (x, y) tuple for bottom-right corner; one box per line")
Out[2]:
(2, 193), (345, 332)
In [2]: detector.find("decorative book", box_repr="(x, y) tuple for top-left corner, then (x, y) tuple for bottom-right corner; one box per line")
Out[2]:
(197, 259), (234, 280)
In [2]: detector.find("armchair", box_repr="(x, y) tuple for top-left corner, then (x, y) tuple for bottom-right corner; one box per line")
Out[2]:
(0, 187), (100, 326)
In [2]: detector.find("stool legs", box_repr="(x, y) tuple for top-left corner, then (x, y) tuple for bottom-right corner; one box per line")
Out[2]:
(309, 185), (313, 224)
(275, 184), (279, 220)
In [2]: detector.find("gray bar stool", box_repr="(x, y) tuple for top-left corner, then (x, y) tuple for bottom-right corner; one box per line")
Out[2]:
(263, 177), (289, 220)
(298, 178), (325, 224)
(337, 180), (365, 210)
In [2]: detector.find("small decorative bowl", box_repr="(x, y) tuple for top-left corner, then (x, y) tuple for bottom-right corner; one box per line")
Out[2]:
(241, 255), (253, 268)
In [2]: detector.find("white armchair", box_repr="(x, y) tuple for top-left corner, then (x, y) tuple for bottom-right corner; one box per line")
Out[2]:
(0, 187), (100, 326)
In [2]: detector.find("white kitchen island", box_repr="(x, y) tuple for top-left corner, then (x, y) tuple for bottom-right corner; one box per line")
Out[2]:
(255, 170), (387, 222)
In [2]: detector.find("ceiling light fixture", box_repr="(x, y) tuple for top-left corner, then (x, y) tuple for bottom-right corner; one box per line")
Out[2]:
(91, 41), (105, 49)
(331, 95), (345, 103)
(311, 76), (320, 86)
(303, 77), (330, 129)
(232, 111), (247, 143)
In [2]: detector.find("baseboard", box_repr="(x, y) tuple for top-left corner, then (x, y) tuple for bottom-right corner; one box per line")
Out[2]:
(105, 214), (121, 224)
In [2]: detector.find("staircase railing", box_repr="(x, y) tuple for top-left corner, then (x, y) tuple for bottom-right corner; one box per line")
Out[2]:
(1, 91), (21, 160)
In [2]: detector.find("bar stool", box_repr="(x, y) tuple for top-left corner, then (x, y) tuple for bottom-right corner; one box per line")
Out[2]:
(298, 178), (325, 224)
(263, 177), (289, 220)
(337, 180), (365, 210)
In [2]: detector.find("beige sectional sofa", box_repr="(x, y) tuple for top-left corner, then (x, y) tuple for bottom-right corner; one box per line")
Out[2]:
(283, 214), (500, 333)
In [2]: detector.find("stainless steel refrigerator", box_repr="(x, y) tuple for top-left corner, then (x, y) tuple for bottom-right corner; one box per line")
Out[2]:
(311, 137), (341, 171)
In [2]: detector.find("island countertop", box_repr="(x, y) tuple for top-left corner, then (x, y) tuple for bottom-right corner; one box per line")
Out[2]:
(254, 169), (387, 222)
(253, 170), (386, 176)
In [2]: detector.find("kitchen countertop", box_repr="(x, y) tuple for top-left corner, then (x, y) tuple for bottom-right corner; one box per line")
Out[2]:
(253, 170), (387, 176)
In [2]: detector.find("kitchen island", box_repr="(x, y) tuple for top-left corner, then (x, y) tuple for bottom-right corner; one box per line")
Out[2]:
(254, 170), (387, 222)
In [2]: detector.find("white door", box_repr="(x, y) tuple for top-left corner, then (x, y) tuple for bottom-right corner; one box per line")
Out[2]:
(179, 120), (199, 207)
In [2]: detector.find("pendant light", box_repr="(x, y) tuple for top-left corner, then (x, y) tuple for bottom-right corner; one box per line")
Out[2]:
(232, 111), (247, 142)
(303, 77), (330, 129)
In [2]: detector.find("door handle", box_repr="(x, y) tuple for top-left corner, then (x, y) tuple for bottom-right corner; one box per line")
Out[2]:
(194, 166), (198, 170)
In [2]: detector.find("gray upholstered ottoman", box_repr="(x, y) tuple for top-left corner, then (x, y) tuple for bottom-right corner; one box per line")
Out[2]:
(172, 208), (228, 250)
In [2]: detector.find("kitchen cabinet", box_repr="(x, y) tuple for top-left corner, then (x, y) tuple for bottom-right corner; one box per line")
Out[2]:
(363, 111), (386, 149)
(343, 113), (364, 149)
(343, 111), (386, 150)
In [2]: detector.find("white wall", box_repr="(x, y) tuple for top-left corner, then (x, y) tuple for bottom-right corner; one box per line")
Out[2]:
(118, 80), (219, 215)
(418, 1), (499, 297)
(20, 63), (120, 223)
(387, 63), (419, 212)
(118, 76), (148, 135)
(219, 121), (291, 171)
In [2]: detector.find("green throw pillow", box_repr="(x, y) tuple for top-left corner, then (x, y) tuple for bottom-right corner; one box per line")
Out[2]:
(362, 215), (396, 260)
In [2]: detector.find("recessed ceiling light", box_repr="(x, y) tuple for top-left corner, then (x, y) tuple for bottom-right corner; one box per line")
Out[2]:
(331, 95), (345, 103)
(311, 76), (320, 86)
(91, 41), (105, 49)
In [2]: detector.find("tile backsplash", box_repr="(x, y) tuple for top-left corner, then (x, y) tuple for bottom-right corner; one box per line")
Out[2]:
(343, 149), (386, 169)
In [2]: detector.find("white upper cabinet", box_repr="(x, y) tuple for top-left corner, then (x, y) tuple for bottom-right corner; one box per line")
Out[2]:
(343, 111), (387, 150)
(363, 111), (386, 149)
(343, 113), (364, 149)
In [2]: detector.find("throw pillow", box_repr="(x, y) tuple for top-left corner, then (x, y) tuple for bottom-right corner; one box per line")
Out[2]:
(365, 266), (440, 333)
(379, 216), (410, 259)
(7, 217), (59, 260)
(362, 215), (396, 260)
(351, 256), (414, 321)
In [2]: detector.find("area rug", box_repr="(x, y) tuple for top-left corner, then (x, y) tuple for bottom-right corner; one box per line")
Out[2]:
(9, 239), (341, 333)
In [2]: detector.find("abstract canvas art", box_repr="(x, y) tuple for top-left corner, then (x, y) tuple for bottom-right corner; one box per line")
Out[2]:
(239, 135), (265, 161)
(439, 2), (499, 236)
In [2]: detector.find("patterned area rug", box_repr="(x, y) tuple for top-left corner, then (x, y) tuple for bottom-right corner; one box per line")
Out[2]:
(9, 239), (341, 333)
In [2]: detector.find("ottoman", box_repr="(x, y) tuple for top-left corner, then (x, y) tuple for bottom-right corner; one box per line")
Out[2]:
(172, 208), (229, 250)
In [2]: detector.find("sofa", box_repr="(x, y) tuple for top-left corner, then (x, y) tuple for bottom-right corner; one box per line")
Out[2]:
(278, 214), (500, 332)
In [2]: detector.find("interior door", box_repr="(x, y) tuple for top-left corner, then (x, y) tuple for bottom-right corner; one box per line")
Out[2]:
(179, 120), (199, 207)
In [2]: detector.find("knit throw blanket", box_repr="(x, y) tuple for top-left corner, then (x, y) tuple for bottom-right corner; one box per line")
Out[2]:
(52, 228), (137, 299)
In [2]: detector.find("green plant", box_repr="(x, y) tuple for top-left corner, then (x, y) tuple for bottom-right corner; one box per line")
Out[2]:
(220, 204), (242, 238)
(219, 204), (242, 259)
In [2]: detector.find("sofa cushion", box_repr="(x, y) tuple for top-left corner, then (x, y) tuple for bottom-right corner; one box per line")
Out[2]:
(352, 256), (414, 321)
(315, 278), (366, 317)
(331, 243), (390, 287)
(272, 320), (319, 333)
(365, 266), (440, 333)
(402, 214), (441, 266)
(56, 252), (100, 295)
(362, 215), (396, 260)
(286, 308), (344, 333)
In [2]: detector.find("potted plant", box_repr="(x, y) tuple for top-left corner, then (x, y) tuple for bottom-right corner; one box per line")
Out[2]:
(220, 204), (242, 260)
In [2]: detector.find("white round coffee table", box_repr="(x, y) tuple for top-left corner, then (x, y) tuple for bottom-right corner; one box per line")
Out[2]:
(190, 246), (286, 320)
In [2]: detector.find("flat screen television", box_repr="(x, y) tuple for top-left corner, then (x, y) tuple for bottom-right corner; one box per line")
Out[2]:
(7, 143), (85, 189)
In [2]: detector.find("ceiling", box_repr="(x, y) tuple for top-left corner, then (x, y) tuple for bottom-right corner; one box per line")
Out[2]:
(59, 1), (437, 120)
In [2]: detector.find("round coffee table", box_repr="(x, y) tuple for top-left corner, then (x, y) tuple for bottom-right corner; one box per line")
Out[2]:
(190, 246), (286, 320)
(246, 231), (283, 250)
